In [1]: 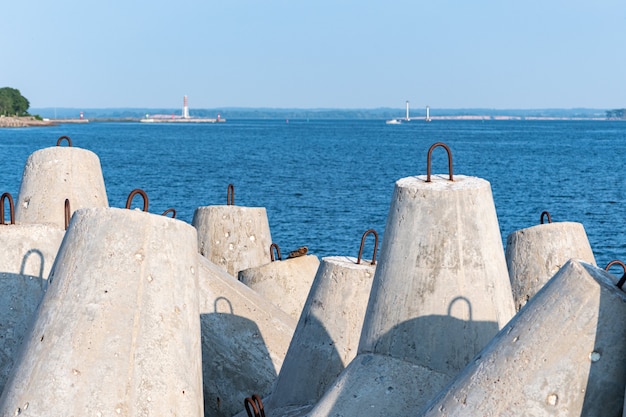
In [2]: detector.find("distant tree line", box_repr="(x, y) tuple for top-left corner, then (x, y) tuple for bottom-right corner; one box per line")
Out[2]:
(0, 87), (30, 117)
(606, 109), (626, 119)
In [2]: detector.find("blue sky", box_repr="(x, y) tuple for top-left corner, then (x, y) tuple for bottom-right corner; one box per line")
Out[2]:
(2, 1), (625, 109)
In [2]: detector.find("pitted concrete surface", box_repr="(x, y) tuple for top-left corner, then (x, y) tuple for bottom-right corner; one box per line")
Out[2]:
(15, 146), (108, 228)
(0, 208), (203, 416)
(238, 255), (320, 320)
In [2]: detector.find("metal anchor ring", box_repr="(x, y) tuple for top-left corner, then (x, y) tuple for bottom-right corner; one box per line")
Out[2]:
(426, 142), (453, 182)
(0, 192), (15, 225)
(161, 208), (177, 218)
(540, 211), (552, 224)
(64, 199), (71, 230)
(125, 189), (149, 212)
(357, 229), (379, 265)
(56, 136), (72, 147)
(244, 394), (265, 417)
(270, 243), (282, 262)
(227, 183), (235, 206)
(605, 260), (626, 289)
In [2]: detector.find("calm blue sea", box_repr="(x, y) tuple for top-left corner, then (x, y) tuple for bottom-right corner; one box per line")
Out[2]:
(1, 119), (625, 269)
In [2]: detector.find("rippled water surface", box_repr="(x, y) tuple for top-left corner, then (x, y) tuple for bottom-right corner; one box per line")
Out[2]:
(1, 119), (625, 268)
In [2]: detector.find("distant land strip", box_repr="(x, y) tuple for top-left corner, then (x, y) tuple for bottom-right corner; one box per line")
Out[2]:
(29, 107), (625, 121)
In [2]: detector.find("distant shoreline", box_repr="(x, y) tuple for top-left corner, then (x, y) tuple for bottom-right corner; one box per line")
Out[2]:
(1, 115), (622, 128)
(0, 116), (89, 128)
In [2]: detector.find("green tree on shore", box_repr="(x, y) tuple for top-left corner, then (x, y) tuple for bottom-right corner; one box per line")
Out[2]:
(0, 87), (30, 116)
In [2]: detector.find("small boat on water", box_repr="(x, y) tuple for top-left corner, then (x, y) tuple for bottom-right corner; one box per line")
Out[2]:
(385, 118), (402, 125)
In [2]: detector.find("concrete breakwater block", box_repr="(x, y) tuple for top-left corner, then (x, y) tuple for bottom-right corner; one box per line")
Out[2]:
(198, 255), (297, 417)
(264, 256), (376, 416)
(360, 175), (515, 374)
(192, 205), (272, 277)
(506, 219), (596, 311)
(238, 254), (320, 320)
(15, 143), (109, 228)
(307, 173), (516, 417)
(0, 207), (203, 416)
(419, 260), (626, 417)
(308, 353), (450, 417)
(0, 222), (65, 395)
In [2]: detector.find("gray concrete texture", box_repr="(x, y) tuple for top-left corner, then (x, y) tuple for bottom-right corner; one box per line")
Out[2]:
(238, 255), (320, 320)
(419, 260), (626, 417)
(265, 256), (376, 415)
(192, 206), (272, 277)
(0, 208), (203, 416)
(506, 221), (596, 311)
(359, 175), (515, 374)
(307, 353), (450, 417)
(305, 175), (517, 417)
(15, 146), (109, 228)
(198, 255), (297, 417)
(0, 223), (65, 395)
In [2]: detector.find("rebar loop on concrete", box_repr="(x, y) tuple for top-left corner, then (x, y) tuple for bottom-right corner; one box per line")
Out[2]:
(540, 211), (552, 224)
(125, 189), (149, 212)
(357, 229), (379, 265)
(270, 243), (282, 262)
(56, 135), (72, 147)
(227, 183), (235, 206)
(161, 208), (176, 218)
(0, 192), (15, 225)
(244, 394), (266, 417)
(605, 260), (626, 290)
(64, 199), (71, 230)
(426, 142), (454, 182)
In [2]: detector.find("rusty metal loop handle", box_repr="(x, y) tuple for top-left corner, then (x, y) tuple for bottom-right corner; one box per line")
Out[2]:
(161, 208), (176, 218)
(605, 260), (626, 289)
(540, 211), (552, 224)
(227, 183), (235, 206)
(64, 199), (71, 230)
(270, 243), (282, 262)
(125, 189), (149, 212)
(426, 142), (453, 182)
(0, 192), (15, 225)
(357, 229), (379, 265)
(56, 135), (72, 147)
(244, 395), (265, 417)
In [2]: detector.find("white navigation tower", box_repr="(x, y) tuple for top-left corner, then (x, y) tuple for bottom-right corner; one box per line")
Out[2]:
(426, 105), (432, 122)
(183, 95), (190, 119)
(405, 100), (410, 121)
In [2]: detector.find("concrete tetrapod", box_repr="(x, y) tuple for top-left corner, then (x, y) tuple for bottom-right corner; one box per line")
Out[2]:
(0, 207), (203, 416)
(198, 255), (297, 417)
(192, 205), (272, 277)
(506, 220), (596, 311)
(419, 260), (626, 417)
(0, 222), (65, 395)
(308, 175), (516, 417)
(15, 144), (108, 228)
(263, 256), (377, 417)
(238, 254), (320, 320)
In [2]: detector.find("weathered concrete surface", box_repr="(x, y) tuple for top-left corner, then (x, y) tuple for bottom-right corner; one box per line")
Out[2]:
(238, 255), (320, 320)
(308, 354), (450, 417)
(0, 208), (203, 416)
(0, 223), (64, 395)
(15, 146), (109, 228)
(419, 260), (626, 417)
(198, 255), (297, 417)
(307, 175), (515, 417)
(506, 221), (596, 311)
(265, 256), (376, 414)
(360, 175), (515, 375)
(192, 205), (272, 277)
